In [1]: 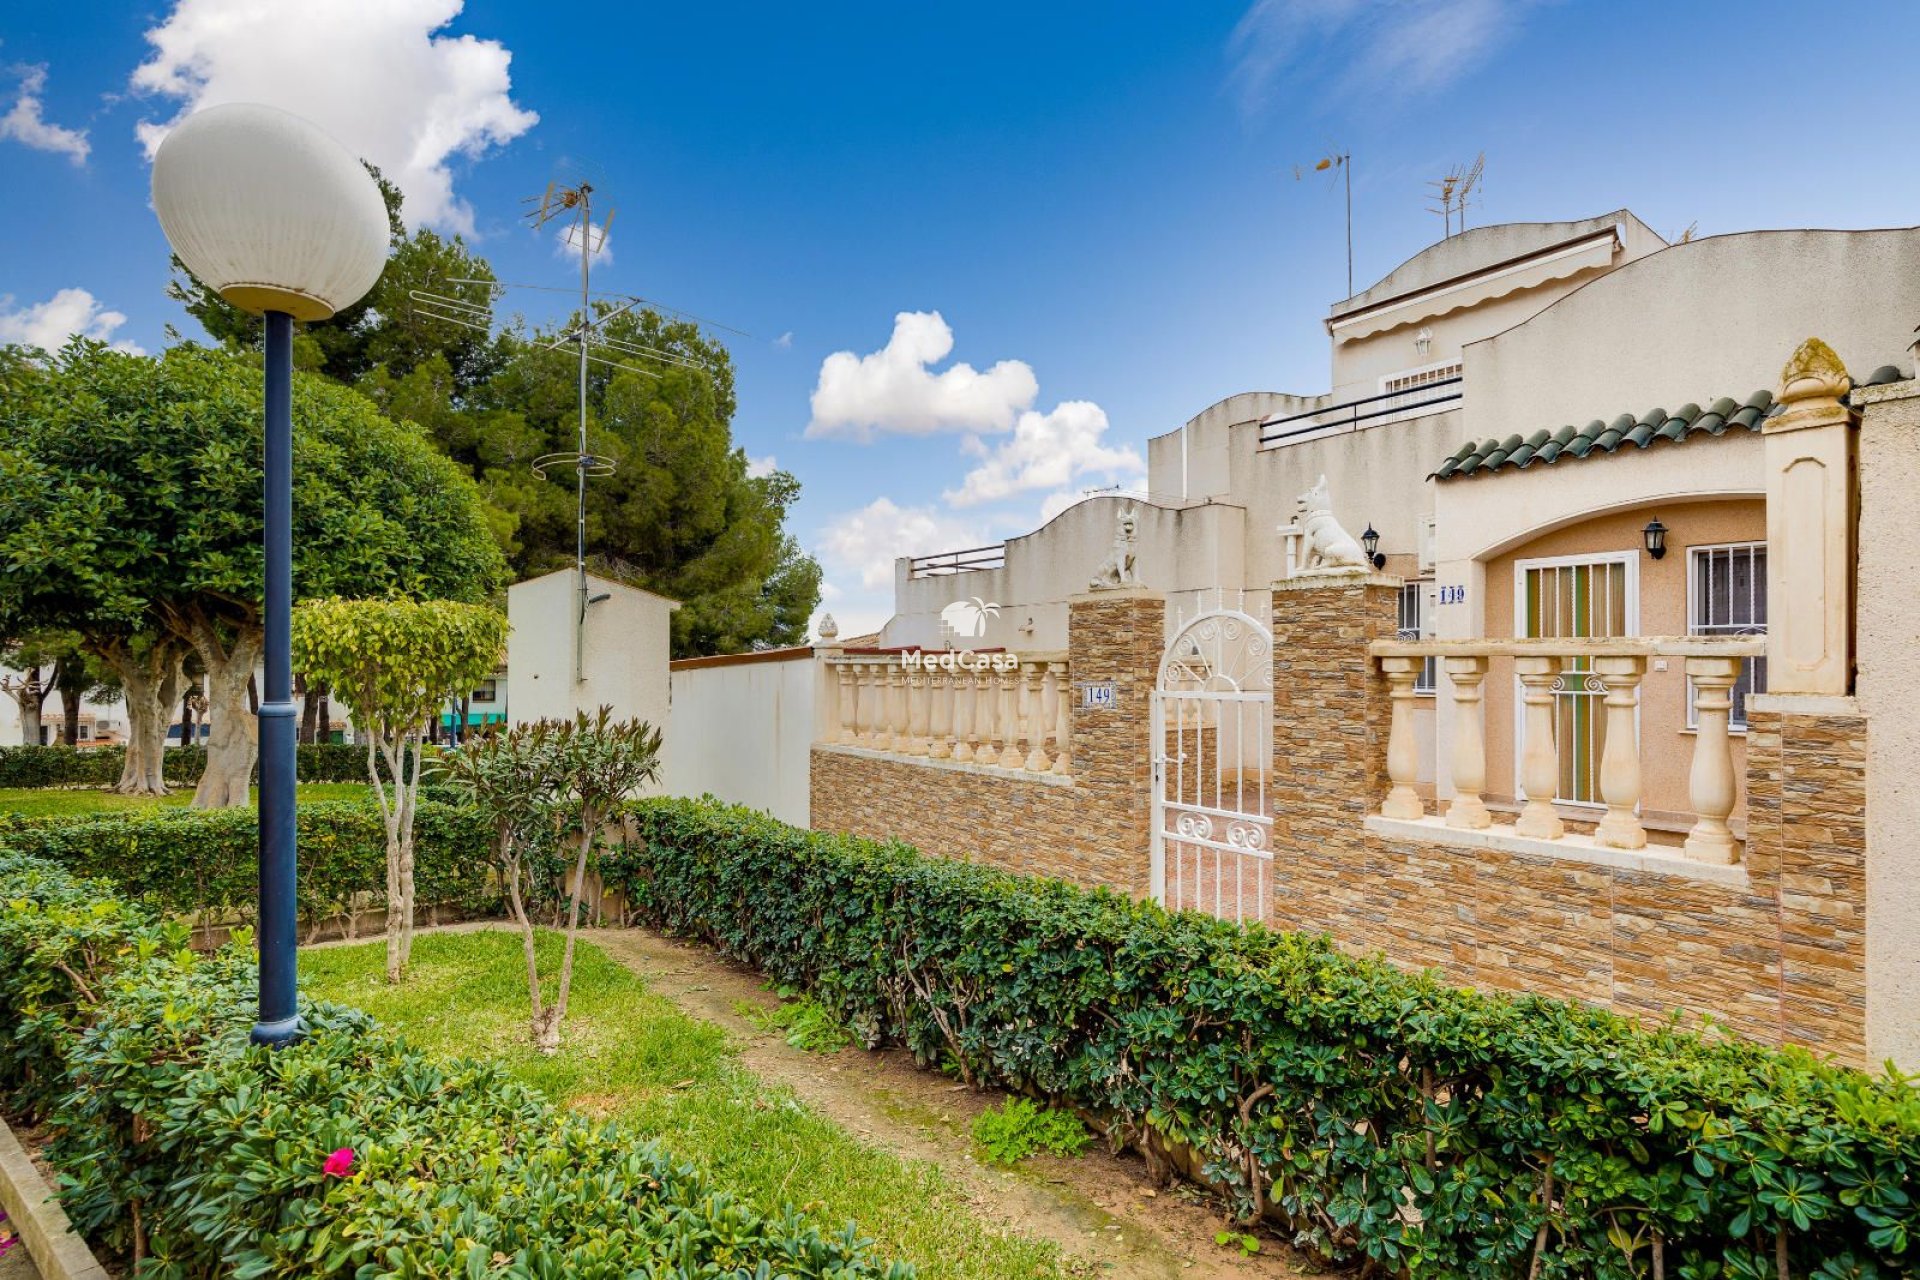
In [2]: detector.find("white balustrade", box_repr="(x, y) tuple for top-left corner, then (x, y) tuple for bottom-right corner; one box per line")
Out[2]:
(818, 652), (1069, 777)
(1371, 636), (1763, 864)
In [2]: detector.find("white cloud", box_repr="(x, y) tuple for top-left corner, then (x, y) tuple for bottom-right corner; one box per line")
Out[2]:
(0, 288), (144, 354)
(813, 498), (996, 641)
(131, 0), (538, 234)
(805, 311), (1039, 441)
(773, 331), (793, 350)
(944, 400), (1144, 508)
(1229, 0), (1530, 111)
(818, 497), (989, 594)
(0, 65), (90, 163)
(746, 454), (778, 478)
(553, 219), (612, 264)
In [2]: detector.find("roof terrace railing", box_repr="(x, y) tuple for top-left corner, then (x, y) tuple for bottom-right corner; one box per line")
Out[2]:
(908, 543), (1006, 577)
(1258, 375), (1462, 448)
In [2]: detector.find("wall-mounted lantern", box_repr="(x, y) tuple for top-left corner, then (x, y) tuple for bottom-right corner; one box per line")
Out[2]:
(1360, 523), (1388, 570)
(1642, 518), (1669, 560)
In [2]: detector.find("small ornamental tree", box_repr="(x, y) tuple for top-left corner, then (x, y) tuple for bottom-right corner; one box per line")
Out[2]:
(292, 597), (507, 982)
(545, 709), (662, 1051)
(432, 720), (561, 1040)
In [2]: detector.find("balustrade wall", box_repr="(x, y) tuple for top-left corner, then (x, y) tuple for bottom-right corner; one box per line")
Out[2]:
(1373, 636), (1763, 866)
(818, 652), (1072, 776)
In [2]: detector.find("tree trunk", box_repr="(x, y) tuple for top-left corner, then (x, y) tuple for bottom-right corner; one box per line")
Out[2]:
(96, 640), (186, 796)
(180, 685), (196, 745)
(317, 685), (331, 743)
(2, 668), (47, 746)
(188, 622), (262, 810)
(56, 660), (84, 745)
(298, 676), (317, 744)
(541, 814), (599, 1055)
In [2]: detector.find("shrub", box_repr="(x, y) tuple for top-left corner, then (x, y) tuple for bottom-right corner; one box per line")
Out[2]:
(0, 743), (374, 789)
(971, 1098), (1091, 1165)
(739, 991), (856, 1054)
(0, 797), (495, 930)
(611, 798), (1920, 1279)
(0, 850), (912, 1278)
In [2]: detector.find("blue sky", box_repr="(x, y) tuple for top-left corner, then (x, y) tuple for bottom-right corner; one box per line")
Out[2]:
(3, 0), (1918, 634)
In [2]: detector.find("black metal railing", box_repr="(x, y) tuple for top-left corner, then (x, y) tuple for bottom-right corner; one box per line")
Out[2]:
(907, 543), (1006, 577)
(1258, 375), (1462, 447)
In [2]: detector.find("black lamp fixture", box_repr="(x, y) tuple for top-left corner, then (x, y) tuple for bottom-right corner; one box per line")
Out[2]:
(1642, 517), (1669, 560)
(1360, 522), (1387, 570)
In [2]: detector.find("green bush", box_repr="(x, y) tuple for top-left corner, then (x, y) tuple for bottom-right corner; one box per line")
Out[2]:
(0, 850), (912, 1278)
(611, 799), (1920, 1279)
(0, 797), (495, 927)
(0, 742), (375, 789)
(971, 1097), (1091, 1165)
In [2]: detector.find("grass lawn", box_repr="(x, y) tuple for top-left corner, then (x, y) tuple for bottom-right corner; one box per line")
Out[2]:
(304, 929), (1064, 1280)
(0, 782), (366, 818)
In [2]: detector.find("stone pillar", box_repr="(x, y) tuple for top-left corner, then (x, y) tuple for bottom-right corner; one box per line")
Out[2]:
(1853, 375), (1920, 1070)
(1269, 575), (1401, 891)
(1066, 587), (1164, 894)
(1379, 656), (1425, 820)
(1513, 655), (1565, 840)
(1764, 338), (1857, 696)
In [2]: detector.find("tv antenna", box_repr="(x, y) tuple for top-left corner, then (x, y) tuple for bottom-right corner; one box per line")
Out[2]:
(1294, 150), (1353, 296)
(1426, 152), (1485, 239)
(408, 175), (733, 684)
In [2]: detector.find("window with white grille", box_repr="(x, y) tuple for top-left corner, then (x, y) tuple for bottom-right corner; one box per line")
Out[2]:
(1398, 582), (1436, 693)
(1689, 543), (1766, 729)
(1381, 361), (1462, 396)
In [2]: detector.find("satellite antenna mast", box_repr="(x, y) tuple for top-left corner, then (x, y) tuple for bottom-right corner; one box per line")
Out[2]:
(1295, 150), (1353, 295)
(407, 171), (736, 686)
(524, 180), (619, 681)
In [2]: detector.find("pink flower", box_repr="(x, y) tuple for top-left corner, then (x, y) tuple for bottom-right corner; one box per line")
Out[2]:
(322, 1147), (356, 1178)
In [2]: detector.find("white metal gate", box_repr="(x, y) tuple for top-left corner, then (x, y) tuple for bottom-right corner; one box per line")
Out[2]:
(1151, 607), (1273, 924)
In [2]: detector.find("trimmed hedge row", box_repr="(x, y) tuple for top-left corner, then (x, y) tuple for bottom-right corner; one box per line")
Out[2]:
(0, 742), (375, 789)
(0, 797), (495, 927)
(611, 798), (1920, 1280)
(0, 850), (909, 1278)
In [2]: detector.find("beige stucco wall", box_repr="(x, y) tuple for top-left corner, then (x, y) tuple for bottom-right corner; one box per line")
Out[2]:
(885, 496), (1246, 653)
(1472, 498), (1764, 823)
(1327, 211), (1666, 401)
(506, 570), (675, 736)
(1854, 378), (1920, 1069)
(1464, 227), (1920, 440)
(663, 650), (817, 826)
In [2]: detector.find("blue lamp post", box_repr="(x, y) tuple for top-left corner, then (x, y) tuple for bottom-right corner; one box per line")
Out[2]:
(152, 103), (389, 1047)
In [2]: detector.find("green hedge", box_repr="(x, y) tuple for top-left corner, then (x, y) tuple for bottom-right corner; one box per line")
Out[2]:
(611, 799), (1920, 1280)
(0, 797), (495, 926)
(0, 851), (909, 1277)
(0, 742), (375, 788)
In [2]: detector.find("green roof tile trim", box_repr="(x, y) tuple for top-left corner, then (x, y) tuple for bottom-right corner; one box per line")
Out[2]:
(1433, 364), (1909, 482)
(1436, 392), (1775, 481)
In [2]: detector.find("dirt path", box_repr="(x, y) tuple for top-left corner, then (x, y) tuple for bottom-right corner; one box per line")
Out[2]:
(583, 926), (1319, 1280)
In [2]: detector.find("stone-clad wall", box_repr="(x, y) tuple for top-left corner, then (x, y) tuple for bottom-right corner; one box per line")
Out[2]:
(810, 588), (1164, 894)
(1268, 578), (1870, 1064)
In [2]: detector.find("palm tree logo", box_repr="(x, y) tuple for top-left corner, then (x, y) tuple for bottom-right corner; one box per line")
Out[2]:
(940, 596), (1000, 640)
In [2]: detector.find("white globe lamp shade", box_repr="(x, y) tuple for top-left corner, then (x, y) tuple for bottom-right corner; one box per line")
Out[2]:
(152, 103), (390, 322)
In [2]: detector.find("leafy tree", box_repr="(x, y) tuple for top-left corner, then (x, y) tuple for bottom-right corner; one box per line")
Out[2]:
(292, 597), (507, 982)
(449, 307), (821, 654)
(0, 341), (506, 808)
(166, 179), (820, 657)
(432, 720), (563, 1040)
(543, 708), (661, 1051)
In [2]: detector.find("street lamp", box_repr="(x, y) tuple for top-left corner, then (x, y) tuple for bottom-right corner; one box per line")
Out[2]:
(152, 103), (388, 1047)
